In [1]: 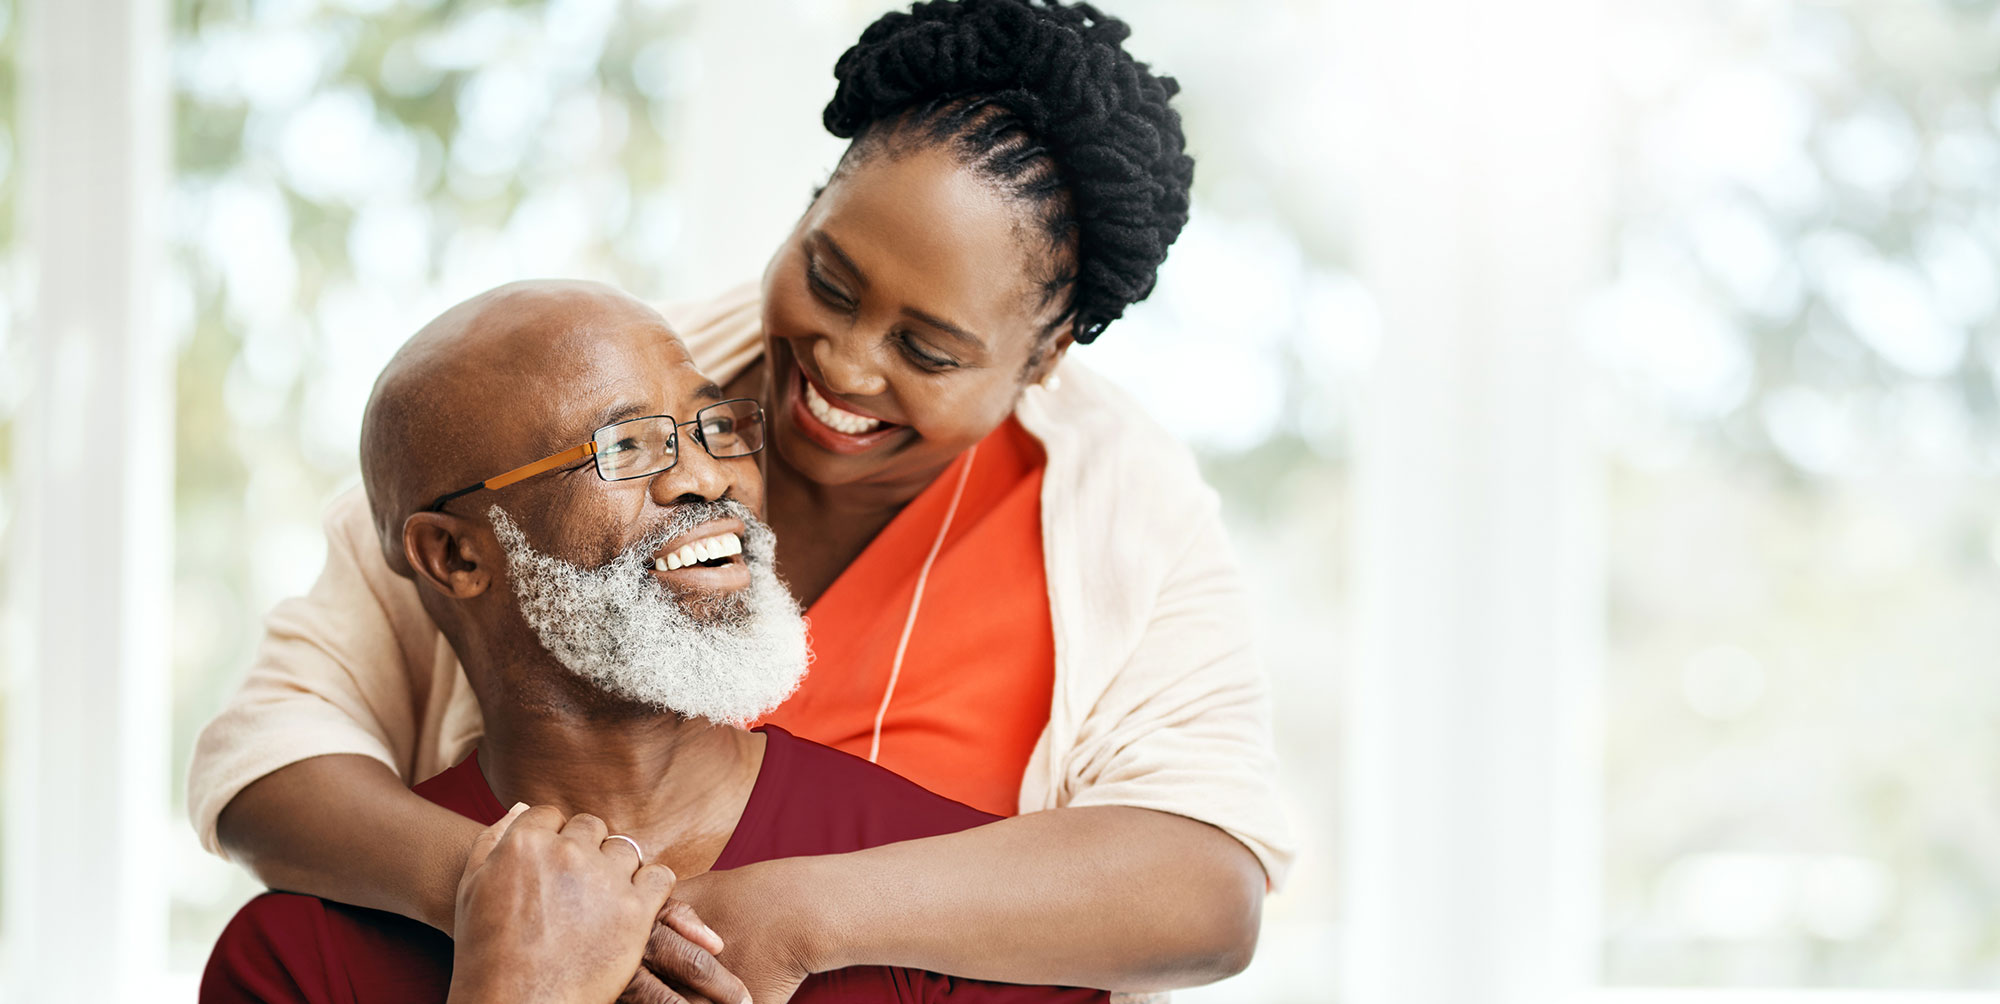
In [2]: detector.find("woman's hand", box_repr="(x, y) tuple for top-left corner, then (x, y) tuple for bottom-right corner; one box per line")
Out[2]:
(614, 898), (754, 1004)
(638, 862), (820, 1004)
(447, 804), (677, 1004)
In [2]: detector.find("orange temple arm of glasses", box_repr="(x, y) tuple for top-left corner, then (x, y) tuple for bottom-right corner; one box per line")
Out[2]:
(483, 441), (597, 492)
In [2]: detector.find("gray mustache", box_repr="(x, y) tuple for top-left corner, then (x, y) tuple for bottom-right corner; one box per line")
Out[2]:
(627, 498), (772, 564)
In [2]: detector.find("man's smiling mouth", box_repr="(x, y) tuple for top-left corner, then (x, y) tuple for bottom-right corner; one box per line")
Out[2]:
(654, 530), (743, 571)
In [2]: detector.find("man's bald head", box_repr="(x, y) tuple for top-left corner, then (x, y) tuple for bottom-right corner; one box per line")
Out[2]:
(359, 279), (681, 576)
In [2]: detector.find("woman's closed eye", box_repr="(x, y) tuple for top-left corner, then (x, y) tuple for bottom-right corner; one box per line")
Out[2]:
(897, 331), (960, 371)
(805, 261), (854, 310)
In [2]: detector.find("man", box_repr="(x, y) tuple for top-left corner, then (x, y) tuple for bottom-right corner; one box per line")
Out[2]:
(200, 280), (1105, 1004)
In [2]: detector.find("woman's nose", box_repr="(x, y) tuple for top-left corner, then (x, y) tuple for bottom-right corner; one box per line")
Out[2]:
(812, 334), (888, 399)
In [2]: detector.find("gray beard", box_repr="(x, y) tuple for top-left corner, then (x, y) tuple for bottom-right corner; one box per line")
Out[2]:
(487, 501), (810, 727)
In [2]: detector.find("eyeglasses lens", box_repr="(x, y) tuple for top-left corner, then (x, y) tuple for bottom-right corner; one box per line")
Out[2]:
(593, 417), (677, 480)
(697, 400), (764, 458)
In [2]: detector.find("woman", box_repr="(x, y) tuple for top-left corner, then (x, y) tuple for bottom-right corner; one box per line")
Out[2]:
(190, 1), (1291, 1000)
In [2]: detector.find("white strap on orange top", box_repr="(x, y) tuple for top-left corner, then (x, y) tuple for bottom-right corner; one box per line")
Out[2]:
(868, 444), (979, 764)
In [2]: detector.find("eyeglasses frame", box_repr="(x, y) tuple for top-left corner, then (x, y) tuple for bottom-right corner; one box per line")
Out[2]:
(425, 397), (766, 513)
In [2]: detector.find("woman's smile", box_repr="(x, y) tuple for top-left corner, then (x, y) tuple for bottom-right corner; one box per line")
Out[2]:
(782, 355), (909, 455)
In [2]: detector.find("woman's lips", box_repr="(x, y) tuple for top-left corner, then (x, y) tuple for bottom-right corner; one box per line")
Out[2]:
(802, 379), (884, 434)
(786, 363), (905, 455)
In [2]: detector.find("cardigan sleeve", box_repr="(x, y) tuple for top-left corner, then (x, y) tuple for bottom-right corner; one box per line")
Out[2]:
(1052, 496), (1296, 889)
(185, 487), (460, 858)
(1014, 361), (1295, 890)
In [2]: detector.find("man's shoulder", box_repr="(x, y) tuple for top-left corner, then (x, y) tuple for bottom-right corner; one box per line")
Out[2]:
(202, 892), (451, 1004)
(202, 893), (339, 1003)
(733, 728), (1000, 863)
(412, 750), (506, 823)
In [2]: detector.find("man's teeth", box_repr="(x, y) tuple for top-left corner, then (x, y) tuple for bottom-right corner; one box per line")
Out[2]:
(654, 532), (744, 571)
(804, 380), (884, 436)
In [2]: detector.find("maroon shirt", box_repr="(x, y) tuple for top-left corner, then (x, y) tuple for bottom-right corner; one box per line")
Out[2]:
(202, 726), (1107, 1004)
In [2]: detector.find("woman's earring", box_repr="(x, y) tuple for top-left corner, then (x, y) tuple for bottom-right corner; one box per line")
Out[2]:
(1042, 373), (1062, 393)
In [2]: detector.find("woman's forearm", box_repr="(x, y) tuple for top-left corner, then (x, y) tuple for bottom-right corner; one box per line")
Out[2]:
(793, 805), (1265, 992)
(216, 753), (484, 933)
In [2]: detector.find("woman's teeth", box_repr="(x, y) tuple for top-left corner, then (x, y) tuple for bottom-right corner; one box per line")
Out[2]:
(804, 380), (884, 435)
(654, 532), (743, 571)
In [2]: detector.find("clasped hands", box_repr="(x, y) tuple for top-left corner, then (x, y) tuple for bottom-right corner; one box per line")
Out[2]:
(444, 803), (815, 1004)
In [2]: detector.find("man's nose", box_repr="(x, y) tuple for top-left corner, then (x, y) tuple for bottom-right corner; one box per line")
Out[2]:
(646, 432), (733, 506)
(812, 332), (888, 399)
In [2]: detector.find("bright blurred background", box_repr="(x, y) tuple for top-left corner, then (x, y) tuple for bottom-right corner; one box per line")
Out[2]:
(2, 0), (1998, 1001)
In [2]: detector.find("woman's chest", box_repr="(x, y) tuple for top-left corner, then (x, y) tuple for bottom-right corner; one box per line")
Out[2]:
(759, 423), (1057, 816)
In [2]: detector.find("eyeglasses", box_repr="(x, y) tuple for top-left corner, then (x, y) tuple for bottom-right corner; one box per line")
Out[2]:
(427, 398), (766, 513)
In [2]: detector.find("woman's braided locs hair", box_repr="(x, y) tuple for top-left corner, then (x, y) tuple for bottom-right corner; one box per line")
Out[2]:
(823, 0), (1194, 346)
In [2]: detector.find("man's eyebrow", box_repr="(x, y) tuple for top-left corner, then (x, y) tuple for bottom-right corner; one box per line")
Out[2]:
(588, 383), (722, 432)
(588, 401), (654, 432)
(813, 232), (870, 289)
(902, 308), (987, 351)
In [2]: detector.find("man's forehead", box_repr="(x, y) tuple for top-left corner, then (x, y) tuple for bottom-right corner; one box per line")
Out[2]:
(579, 374), (727, 429)
(534, 332), (718, 443)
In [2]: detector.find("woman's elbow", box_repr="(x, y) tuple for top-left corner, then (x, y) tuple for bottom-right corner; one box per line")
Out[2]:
(1143, 836), (1266, 985)
(1185, 860), (1265, 981)
(214, 781), (305, 890)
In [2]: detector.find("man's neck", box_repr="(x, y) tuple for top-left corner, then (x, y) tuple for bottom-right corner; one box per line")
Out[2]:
(473, 669), (764, 879)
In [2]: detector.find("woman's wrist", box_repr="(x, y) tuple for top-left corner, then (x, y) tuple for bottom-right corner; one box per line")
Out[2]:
(422, 812), (488, 933)
(756, 854), (853, 974)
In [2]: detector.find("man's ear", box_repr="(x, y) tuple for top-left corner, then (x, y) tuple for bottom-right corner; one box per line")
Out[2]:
(402, 511), (497, 600)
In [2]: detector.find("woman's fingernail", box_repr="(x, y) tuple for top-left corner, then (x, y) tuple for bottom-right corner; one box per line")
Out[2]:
(507, 802), (528, 815)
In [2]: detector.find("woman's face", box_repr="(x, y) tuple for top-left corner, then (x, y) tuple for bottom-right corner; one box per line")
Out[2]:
(759, 141), (1068, 491)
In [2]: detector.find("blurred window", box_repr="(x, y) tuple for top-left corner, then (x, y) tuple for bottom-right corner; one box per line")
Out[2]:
(0, 0), (17, 970)
(1591, 0), (2000, 988)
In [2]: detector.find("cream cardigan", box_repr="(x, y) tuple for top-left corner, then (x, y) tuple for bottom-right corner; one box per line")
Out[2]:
(187, 285), (1295, 887)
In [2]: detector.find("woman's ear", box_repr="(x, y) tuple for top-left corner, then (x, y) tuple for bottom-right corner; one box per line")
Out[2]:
(402, 511), (495, 600)
(1028, 330), (1075, 388)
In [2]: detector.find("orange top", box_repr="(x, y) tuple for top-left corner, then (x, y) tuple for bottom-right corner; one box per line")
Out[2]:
(759, 417), (1055, 817)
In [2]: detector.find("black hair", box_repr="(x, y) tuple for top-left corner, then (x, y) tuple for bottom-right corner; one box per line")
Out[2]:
(822, 0), (1194, 347)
